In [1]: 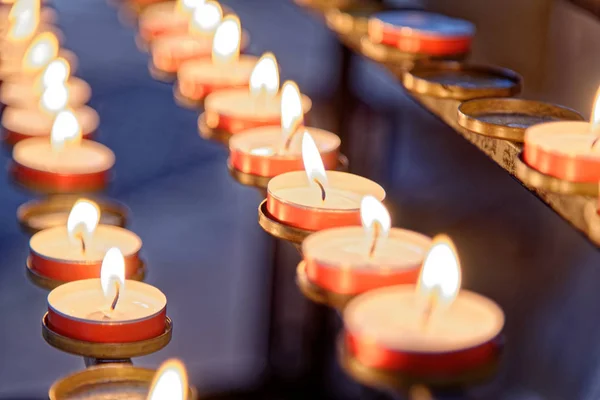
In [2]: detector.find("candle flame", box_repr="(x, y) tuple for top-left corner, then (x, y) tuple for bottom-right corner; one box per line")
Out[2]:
(67, 199), (100, 246)
(7, 0), (39, 41)
(50, 109), (81, 150)
(101, 248), (126, 304)
(190, 0), (222, 36)
(249, 53), (279, 98)
(280, 81), (303, 146)
(22, 32), (59, 73)
(42, 58), (70, 87)
(40, 83), (68, 113)
(176, 0), (203, 14)
(302, 131), (328, 191)
(418, 235), (461, 309)
(592, 86), (600, 131)
(148, 359), (189, 400)
(211, 15), (241, 65)
(360, 195), (391, 237)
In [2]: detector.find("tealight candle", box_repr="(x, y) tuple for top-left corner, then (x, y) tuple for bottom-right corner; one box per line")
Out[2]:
(177, 16), (257, 104)
(148, 359), (189, 400)
(267, 133), (385, 231)
(368, 11), (475, 56)
(229, 81), (339, 177)
(343, 235), (504, 377)
(302, 196), (431, 295)
(138, 0), (202, 44)
(0, 0), (56, 42)
(29, 199), (142, 283)
(524, 89), (600, 182)
(47, 248), (166, 343)
(204, 53), (312, 134)
(12, 110), (113, 192)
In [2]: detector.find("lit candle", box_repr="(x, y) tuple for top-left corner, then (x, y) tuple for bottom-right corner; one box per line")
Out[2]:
(524, 87), (600, 182)
(204, 53), (312, 134)
(12, 110), (113, 192)
(266, 132), (384, 231)
(0, 0), (56, 44)
(148, 359), (189, 400)
(302, 196), (431, 295)
(138, 0), (204, 44)
(177, 15), (257, 104)
(229, 81), (339, 177)
(47, 248), (167, 343)
(29, 199), (142, 283)
(150, 1), (229, 77)
(368, 11), (475, 55)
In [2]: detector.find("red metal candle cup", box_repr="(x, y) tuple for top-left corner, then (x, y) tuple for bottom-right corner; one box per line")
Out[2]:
(302, 227), (431, 295)
(138, 2), (190, 43)
(524, 121), (600, 182)
(266, 171), (385, 231)
(229, 126), (340, 177)
(47, 279), (167, 343)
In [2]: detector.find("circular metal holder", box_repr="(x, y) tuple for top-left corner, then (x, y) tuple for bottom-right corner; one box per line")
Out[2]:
(515, 152), (597, 196)
(148, 61), (177, 83)
(174, 82), (205, 110)
(294, 0), (355, 12)
(338, 335), (501, 394)
(27, 258), (147, 291)
(258, 199), (312, 251)
(198, 112), (232, 145)
(403, 61), (523, 100)
(296, 262), (354, 310)
(324, 3), (384, 37)
(458, 98), (584, 142)
(49, 363), (197, 399)
(17, 195), (129, 235)
(42, 313), (173, 366)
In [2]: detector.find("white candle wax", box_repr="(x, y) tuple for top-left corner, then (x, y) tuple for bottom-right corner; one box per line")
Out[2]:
(3, 106), (98, 136)
(345, 285), (504, 352)
(48, 279), (165, 322)
(525, 121), (598, 158)
(13, 138), (114, 174)
(303, 227), (431, 270)
(178, 55), (257, 87)
(27, 211), (122, 232)
(31, 225), (140, 262)
(0, 76), (91, 108)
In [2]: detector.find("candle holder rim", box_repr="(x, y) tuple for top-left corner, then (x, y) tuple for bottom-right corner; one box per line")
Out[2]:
(258, 199), (314, 244)
(296, 261), (355, 310)
(205, 91), (313, 121)
(148, 61), (177, 83)
(360, 36), (469, 65)
(457, 98), (584, 142)
(197, 112), (232, 145)
(173, 82), (205, 110)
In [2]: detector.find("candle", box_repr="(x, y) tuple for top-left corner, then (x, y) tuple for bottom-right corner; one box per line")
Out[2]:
(204, 53), (312, 134)
(47, 248), (167, 343)
(368, 11), (474, 56)
(138, 0), (203, 44)
(29, 199), (142, 283)
(266, 133), (385, 231)
(302, 196), (432, 295)
(229, 81), (339, 177)
(177, 15), (257, 105)
(148, 359), (189, 400)
(524, 88), (600, 182)
(12, 110), (113, 192)
(150, 1), (228, 77)
(0, 0), (56, 43)
(343, 235), (504, 377)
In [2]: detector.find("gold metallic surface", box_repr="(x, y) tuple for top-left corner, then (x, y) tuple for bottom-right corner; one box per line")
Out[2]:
(148, 61), (177, 83)
(197, 112), (232, 145)
(458, 98), (583, 142)
(174, 83), (205, 110)
(258, 200), (313, 245)
(296, 262), (354, 310)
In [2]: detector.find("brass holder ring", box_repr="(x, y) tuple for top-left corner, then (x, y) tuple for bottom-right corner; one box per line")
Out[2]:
(294, 0), (355, 12)
(148, 61), (177, 83)
(198, 112), (232, 145)
(42, 313), (173, 367)
(49, 363), (198, 400)
(338, 335), (501, 393)
(258, 200), (312, 251)
(296, 262), (354, 310)
(324, 4), (385, 37)
(403, 62), (523, 100)
(17, 195), (129, 235)
(458, 98), (584, 142)
(27, 259), (147, 291)
(514, 152), (597, 196)
(174, 82), (205, 110)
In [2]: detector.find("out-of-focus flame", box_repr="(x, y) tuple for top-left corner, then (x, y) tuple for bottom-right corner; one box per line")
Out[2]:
(592, 85), (600, 131)
(360, 195), (391, 238)
(50, 109), (81, 151)
(302, 131), (327, 190)
(41, 58), (70, 87)
(211, 15), (241, 65)
(67, 199), (100, 246)
(147, 359), (189, 400)
(418, 235), (461, 309)
(280, 81), (303, 146)
(176, 0), (203, 14)
(22, 32), (58, 73)
(189, 0), (222, 36)
(100, 248), (126, 305)
(7, 0), (39, 41)
(40, 83), (68, 113)
(249, 53), (279, 98)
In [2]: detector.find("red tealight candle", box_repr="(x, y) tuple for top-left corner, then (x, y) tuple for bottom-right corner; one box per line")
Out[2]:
(11, 110), (114, 192)
(177, 15), (257, 103)
(229, 81), (339, 177)
(266, 133), (384, 231)
(29, 199), (142, 283)
(344, 235), (504, 377)
(138, 0), (201, 44)
(204, 53), (311, 134)
(524, 88), (600, 182)
(302, 196), (431, 295)
(47, 248), (166, 343)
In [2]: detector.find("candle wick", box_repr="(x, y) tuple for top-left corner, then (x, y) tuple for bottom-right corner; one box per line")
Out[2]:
(282, 118), (304, 152)
(421, 289), (440, 330)
(368, 222), (381, 259)
(592, 136), (600, 151)
(314, 178), (326, 202)
(591, 124), (600, 151)
(78, 233), (86, 254)
(110, 281), (120, 311)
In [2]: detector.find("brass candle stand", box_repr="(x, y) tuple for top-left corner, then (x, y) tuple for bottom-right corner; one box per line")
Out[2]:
(49, 363), (197, 399)
(148, 61), (177, 83)
(296, 261), (355, 310)
(258, 200), (311, 253)
(198, 112), (233, 145)
(42, 313), (173, 367)
(174, 82), (205, 110)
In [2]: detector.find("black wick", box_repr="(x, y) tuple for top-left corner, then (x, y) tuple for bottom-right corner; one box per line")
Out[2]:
(283, 118), (304, 151)
(314, 178), (326, 202)
(110, 282), (120, 311)
(368, 222), (381, 259)
(78, 233), (86, 254)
